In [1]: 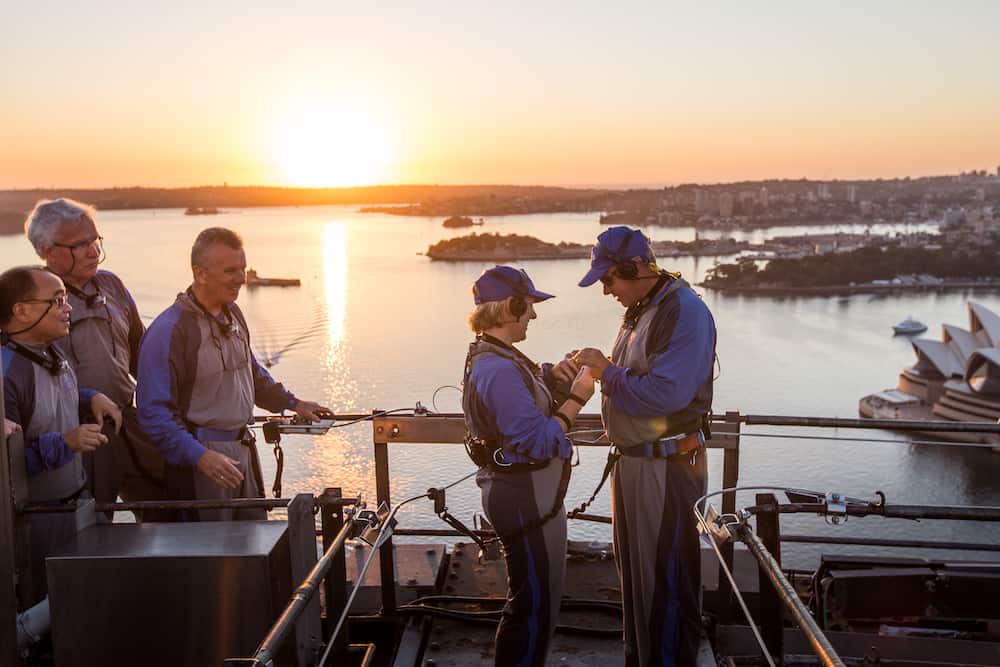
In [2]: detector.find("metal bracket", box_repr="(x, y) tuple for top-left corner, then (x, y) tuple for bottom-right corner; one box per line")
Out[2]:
(698, 503), (734, 548)
(825, 491), (848, 524)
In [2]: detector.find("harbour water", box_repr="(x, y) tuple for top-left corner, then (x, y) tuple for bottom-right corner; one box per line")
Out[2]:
(2, 205), (997, 568)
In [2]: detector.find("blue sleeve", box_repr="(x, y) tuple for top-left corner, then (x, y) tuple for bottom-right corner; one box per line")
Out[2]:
(25, 432), (76, 475)
(601, 293), (716, 416)
(471, 356), (571, 460)
(136, 309), (206, 467)
(251, 355), (297, 413)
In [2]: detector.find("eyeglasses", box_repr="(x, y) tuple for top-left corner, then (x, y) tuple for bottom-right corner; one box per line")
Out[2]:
(20, 295), (70, 309)
(599, 271), (618, 287)
(53, 236), (103, 254)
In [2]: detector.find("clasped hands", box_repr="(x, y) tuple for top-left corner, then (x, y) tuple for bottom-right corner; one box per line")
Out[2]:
(552, 348), (611, 385)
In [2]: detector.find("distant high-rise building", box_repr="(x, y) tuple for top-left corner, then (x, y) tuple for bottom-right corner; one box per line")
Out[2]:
(817, 183), (832, 200)
(846, 185), (858, 204)
(758, 187), (769, 208)
(976, 187), (986, 202)
(719, 192), (734, 218)
(694, 188), (708, 214)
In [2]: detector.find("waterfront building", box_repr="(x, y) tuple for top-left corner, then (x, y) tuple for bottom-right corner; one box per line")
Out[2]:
(759, 186), (769, 208)
(846, 185), (858, 204)
(861, 303), (1000, 438)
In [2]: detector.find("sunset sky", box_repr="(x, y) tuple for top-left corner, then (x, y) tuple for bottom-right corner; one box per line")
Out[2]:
(3, 2), (999, 189)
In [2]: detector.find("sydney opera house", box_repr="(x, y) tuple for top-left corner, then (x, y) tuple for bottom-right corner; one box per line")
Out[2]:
(860, 302), (1000, 445)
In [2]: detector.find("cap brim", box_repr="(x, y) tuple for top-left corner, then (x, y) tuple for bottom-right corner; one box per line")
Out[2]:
(528, 288), (554, 302)
(578, 258), (614, 287)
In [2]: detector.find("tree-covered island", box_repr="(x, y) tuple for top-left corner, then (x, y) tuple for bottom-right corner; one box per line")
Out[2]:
(425, 233), (752, 261)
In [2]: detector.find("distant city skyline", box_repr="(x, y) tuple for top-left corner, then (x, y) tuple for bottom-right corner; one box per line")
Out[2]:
(3, 2), (1000, 189)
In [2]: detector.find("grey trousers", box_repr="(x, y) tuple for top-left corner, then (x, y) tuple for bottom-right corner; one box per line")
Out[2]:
(611, 448), (708, 667)
(478, 458), (568, 667)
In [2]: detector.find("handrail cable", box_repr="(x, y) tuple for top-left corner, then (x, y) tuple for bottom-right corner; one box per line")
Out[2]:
(317, 468), (479, 667)
(692, 488), (776, 667)
(740, 431), (1000, 448)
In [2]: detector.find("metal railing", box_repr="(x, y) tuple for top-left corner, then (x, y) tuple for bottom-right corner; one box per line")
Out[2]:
(4, 408), (1000, 666)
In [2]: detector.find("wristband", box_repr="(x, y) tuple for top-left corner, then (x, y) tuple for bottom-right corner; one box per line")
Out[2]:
(566, 393), (587, 407)
(553, 412), (572, 431)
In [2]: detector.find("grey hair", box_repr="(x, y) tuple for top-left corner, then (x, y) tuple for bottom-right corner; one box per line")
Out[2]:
(24, 198), (97, 257)
(467, 300), (508, 333)
(191, 227), (243, 267)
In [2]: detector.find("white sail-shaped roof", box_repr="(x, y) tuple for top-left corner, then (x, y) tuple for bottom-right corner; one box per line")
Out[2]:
(968, 302), (1000, 348)
(963, 348), (1000, 395)
(942, 324), (981, 365)
(910, 338), (964, 378)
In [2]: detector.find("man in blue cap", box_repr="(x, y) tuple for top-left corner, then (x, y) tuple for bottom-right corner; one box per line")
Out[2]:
(463, 265), (595, 667)
(564, 226), (716, 666)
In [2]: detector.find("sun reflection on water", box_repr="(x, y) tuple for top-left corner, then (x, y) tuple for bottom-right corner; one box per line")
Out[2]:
(322, 222), (348, 346)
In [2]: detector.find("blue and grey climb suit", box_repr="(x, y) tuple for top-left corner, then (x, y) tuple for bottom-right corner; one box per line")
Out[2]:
(3, 343), (92, 604)
(462, 336), (572, 667)
(136, 290), (298, 521)
(57, 269), (164, 508)
(600, 278), (716, 667)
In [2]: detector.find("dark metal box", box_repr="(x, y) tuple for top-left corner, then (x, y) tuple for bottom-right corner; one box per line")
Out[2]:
(47, 521), (292, 667)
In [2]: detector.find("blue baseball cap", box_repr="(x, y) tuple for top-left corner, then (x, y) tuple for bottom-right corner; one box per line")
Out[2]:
(473, 266), (554, 305)
(578, 226), (654, 287)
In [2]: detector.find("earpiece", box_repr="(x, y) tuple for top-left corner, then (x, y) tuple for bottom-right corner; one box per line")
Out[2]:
(489, 269), (531, 320)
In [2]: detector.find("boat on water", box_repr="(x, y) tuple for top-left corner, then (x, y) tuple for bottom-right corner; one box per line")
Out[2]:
(245, 268), (301, 287)
(4, 409), (1000, 666)
(184, 206), (221, 216)
(892, 316), (928, 335)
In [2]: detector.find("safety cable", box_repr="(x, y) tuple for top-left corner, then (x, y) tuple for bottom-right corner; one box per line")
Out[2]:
(431, 385), (462, 413)
(741, 431), (1000, 449)
(328, 407), (417, 428)
(691, 485), (827, 667)
(318, 468), (479, 667)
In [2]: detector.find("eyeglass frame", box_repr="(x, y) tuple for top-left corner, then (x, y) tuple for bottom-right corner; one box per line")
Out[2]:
(19, 295), (71, 309)
(52, 236), (104, 254)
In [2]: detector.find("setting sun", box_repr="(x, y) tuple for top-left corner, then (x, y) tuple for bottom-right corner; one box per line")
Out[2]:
(272, 105), (392, 187)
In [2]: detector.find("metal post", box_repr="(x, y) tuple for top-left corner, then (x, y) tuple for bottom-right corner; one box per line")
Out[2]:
(287, 494), (322, 667)
(737, 524), (845, 667)
(320, 487), (348, 661)
(717, 411), (740, 622)
(372, 411), (397, 615)
(755, 493), (783, 664)
(0, 379), (22, 667)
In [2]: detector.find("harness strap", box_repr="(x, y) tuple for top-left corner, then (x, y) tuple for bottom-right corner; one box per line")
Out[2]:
(495, 458), (572, 544)
(568, 446), (620, 519)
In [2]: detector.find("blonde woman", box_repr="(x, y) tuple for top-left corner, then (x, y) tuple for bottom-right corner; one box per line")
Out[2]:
(461, 265), (594, 667)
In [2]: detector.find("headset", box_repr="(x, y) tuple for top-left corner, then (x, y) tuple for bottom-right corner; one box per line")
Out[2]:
(487, 268), (529, 318)
(601, 229), (640, 280)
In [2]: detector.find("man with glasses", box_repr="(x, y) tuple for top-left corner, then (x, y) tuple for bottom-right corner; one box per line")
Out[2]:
(137, 227), (329, 521)
(26, 198), (165, 517)
(556, 226), (717, 666)
(1, 265), (121, 604)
